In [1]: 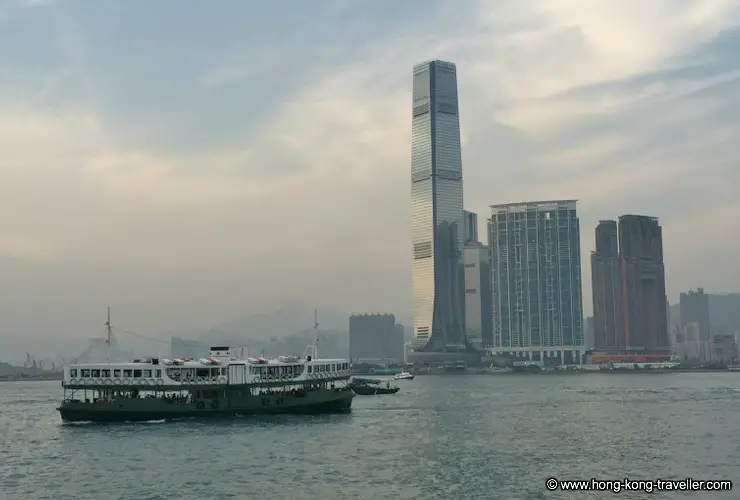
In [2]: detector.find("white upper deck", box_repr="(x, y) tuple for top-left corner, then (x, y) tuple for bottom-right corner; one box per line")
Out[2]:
(64, 345), (351, 388)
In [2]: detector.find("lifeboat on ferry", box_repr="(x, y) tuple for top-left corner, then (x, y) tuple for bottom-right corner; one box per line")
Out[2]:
(278, 355), (299, 363)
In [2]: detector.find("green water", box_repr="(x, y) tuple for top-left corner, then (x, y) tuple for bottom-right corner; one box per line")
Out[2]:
(1, 373), (739, 499)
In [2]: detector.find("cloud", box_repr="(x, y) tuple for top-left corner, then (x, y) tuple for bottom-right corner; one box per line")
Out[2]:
(0, 0), (739, 347)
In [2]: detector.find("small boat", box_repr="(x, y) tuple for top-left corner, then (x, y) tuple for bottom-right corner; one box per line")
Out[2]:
(393, 371), (414, 380)
(349, 377), (399, 395)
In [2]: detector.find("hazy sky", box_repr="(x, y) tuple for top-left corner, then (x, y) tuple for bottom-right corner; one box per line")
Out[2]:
(1, 0), (739, 341)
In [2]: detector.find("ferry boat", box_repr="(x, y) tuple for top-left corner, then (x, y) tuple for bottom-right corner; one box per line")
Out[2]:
(393, 371), (414, 380)
(58, 343), (354, 422)
(58, 309), (356, 422)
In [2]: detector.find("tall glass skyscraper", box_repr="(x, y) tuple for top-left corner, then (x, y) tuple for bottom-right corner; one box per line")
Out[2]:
(488, 200), (585, 364)
(410, 60), (467, 353)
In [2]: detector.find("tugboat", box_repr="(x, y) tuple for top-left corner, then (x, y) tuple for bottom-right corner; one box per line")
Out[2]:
(57, 311), (354, 422)
(349, 377), (399, 395)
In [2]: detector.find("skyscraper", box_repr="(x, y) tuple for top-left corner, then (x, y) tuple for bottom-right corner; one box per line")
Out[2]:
(591, 220), (624, 350)
(618, 215), (669, 352)
(463, 210), (478, 244)
(489, 200), (585, 364)
(410, 60), (467, 354)
(464, 242), (492, 348)
(680, 288), (710, 342)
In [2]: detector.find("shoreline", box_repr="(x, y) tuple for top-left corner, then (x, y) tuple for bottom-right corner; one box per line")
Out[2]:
(417, 368), (738, 375)
(0, 375), (62, 382)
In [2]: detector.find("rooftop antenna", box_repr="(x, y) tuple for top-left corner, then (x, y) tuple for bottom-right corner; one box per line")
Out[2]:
(105, 307), (112, 363)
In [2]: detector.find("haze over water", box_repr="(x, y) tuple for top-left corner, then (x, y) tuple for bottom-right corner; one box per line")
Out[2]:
(2, 374), (738, 500)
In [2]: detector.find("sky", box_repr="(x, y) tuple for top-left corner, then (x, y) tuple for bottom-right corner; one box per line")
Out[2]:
(1, 0), (740, 351)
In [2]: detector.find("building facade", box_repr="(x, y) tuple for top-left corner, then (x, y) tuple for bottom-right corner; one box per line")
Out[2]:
(680, 288), (711, 342)
(591, 220), (624, 350)
(464, 243), (492, 348)
(349, 314), (405, 364)
(463, 210), (478, 244)
(488, 200), (585, 364)
(410, 59), (468, 355)
(618, 215), (669, 353)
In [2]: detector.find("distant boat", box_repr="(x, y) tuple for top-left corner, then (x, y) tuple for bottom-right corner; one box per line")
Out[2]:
(393, 371), (414, 380)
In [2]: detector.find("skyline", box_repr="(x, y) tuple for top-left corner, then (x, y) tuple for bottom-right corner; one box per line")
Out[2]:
(1, 0), (739, 344)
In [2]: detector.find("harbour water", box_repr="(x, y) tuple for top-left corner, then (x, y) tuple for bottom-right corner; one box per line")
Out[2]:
(1, 373), (739, 499)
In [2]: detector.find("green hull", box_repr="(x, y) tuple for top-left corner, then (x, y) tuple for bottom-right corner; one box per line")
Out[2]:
(58, 388), (354, 422)
(350, 385), (399, 395)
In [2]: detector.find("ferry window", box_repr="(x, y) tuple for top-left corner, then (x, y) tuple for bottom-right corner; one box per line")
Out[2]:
(123, 369), (132, 377)
(81, 369), (90, 377)
(155, 369), (161, 377)
(102, 369), (111, 377)
(114, 369), (121, 377)
(331, 364), (335, 371)
(92, 369), (101, 377)
(133, 370), (142, 378)
(307, 366), (312, 373)
(143, 370), (152, 377)
(70, 369), (77, 377)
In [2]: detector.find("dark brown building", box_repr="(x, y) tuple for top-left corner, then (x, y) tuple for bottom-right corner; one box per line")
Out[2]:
(618, 215), (669, 353)
(591, 220), (624, 350)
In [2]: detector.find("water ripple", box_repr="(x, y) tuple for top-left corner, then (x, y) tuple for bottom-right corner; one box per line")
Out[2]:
(1, 375), (739, 499)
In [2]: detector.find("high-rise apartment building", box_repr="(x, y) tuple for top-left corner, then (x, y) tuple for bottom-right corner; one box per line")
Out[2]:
(591, 220), (624, 350)
(488, 200), (585, 364)
(589, 215), (670, 355)
(680, 288), (710, 342)
(410, 60), (468, 355)
(618, 215), (669, 352)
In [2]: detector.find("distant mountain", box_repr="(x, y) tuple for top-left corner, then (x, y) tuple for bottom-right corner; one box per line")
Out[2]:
(241, 328), (349, 360)
(199, 302), (350, 344)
